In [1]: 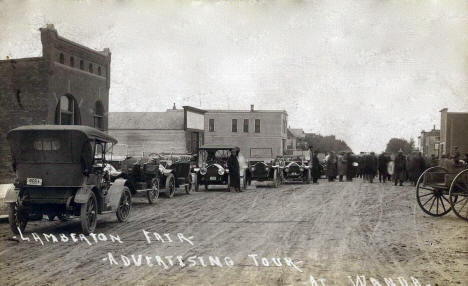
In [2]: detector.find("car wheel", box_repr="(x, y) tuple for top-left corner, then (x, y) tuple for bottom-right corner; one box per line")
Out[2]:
(9, 203), (28, 235)
(117, 188), (132, 222)
(273, 170), (279, 188)
(166, 174), (176, 198)
(80, 192), (98, 235)
(147, 178), (160, 204)
(204, 183), (209, 191)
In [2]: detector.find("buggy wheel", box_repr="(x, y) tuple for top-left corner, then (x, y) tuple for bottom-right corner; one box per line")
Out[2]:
(416, 167), (451, 217)
(80, 192), (98, 235)
(273, 170), (279, 188)
(185, 175), (192, 194)
(9, 203), (28, 235)
(449, 169), (468, 221)
(166, 174), (176, 198)
(147, 178), (160, 204)
(117, 188), (132, 222)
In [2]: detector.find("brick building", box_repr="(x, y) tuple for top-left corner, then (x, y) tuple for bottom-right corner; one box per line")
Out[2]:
(0, 24), (111, 183)
(439, 108), (468, 159)
(108, 106), (205, 157)
(418, 125), (440, 158)
(204, 105), (288, 160)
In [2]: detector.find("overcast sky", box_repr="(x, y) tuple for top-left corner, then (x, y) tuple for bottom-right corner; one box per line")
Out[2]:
(1, 0), (467, 152)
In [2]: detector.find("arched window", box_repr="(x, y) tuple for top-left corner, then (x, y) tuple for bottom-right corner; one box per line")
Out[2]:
(98, 66), (102, 76)
(88, 63), (93, 73)
(70, 56), (74, 67)
(80, 60), (84, 70)
(55, 94), (81, 125)
(94, 101), (104, 130)
(59, 53), (64, 64)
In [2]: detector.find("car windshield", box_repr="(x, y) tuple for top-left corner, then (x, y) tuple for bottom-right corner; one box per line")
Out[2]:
(202, 149), (230, 162)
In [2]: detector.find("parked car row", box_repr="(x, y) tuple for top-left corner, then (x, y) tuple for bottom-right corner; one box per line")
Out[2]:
(4, 125), (314, 236)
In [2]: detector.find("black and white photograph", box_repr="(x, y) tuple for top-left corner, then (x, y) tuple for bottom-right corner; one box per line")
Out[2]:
(0, 1), (467, 285)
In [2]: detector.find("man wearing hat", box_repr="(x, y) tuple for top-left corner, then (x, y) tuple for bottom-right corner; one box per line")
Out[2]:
(394, 149), (406, 186)
(227, 148), (241, 192)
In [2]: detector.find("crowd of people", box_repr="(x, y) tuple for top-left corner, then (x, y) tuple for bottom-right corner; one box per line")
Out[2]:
(309, 147), (468, 187)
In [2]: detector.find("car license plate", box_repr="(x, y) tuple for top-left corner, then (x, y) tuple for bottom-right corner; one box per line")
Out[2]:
(210, 176), (217, 181)
(26, 178), (42, 186)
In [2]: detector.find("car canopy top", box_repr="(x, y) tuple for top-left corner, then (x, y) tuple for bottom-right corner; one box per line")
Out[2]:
(7, 125), (117, 144)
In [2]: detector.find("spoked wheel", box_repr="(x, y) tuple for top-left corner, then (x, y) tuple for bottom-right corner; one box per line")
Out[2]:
(80, 192), (98, 235)
(449, 169), (468, 221)
(147, 178), (160, 204)
(9, 203), (28, 235)
(117, 188), (132, 222)
(166, 174), (176, 198)
(416, 167), (451, 217)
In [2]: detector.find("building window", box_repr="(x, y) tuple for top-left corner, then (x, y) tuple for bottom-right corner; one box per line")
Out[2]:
(209, 119), (215, 132)
(59, 53), (64, 64)
(243, 119), (249, 133)
(80, 60), (84, 70)
(88, 63), (93, 73)
(94, 101), (104, 130)
(255, 119), (261, 133)
(232, 119), (238, 132)
(55, 94), (81, 125)
(70, 56), (74, 67)
(98, 66), (102, 76)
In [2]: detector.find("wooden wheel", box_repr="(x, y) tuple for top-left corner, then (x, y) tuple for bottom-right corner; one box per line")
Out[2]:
(449, 169), (468, 221)
(9, 203), (28, 235)
(165, 174), (176, 198)
(147, 178), (160, 204)
(117, 188), (132, 222)
(80, 192), (98, 235)
(416, 167), (452, 217)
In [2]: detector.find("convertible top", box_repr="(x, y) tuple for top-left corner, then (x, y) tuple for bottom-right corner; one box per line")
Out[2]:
(8, 125), (117, 144)
(199, 144), (239, 151)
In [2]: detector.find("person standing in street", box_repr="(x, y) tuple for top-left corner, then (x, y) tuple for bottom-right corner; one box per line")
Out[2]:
(227, 148), (241, 192)
(311, 150), (321, 184)
(378, 152), (389, 183)
(394, 149), (406, 186)
(337, 152), (347, 182)
(345, 152), (354, 181)
(326, 151), (338, 182)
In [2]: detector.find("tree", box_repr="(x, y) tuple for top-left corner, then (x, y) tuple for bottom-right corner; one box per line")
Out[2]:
(304, 133), (352, 153)
(385, 138), (413, 154)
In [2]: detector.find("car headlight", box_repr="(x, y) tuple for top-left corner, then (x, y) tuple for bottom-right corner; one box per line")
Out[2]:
(285, 168), (289, 173)
(265, 167), (269, 172)
(218, 168), (225, 175)
(200, 168), (207, 175)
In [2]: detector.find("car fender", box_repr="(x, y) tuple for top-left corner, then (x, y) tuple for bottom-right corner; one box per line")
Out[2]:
(74, 185), (94, 204)
(107, 178), (127, 210)
(2, 184), (18, 203)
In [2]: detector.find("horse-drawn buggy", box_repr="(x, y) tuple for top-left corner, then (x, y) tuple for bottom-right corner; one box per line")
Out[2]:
(416, 159), (468, 221)
(5, 125), (132, 235)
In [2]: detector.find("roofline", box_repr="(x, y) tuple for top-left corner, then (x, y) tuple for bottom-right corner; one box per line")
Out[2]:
(183, 106), (206, 114)
(205, 109), (288, 114)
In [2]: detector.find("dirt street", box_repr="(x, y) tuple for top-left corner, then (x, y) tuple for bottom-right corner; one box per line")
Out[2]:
(0, 180), (467, 286)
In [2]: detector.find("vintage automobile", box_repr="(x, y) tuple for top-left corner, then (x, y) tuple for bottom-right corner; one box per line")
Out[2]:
(5, 125), (132, 235)
(280, 155), (311, 184)
(120, 153), (194, 201)
(194, 145), (247, 191)
(416, 158), (468, 221)
(246, 158), (282, 187)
